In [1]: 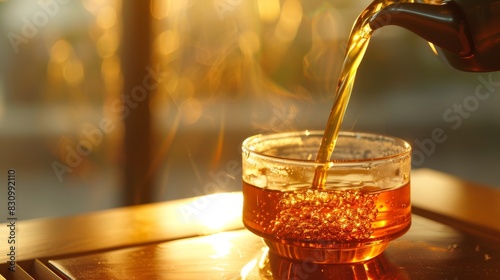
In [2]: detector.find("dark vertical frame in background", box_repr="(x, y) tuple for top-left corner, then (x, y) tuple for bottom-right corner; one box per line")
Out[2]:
(121, 1), (154, 205)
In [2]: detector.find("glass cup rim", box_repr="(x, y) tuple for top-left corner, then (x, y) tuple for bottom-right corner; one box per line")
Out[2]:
(241, 130), (412, 167)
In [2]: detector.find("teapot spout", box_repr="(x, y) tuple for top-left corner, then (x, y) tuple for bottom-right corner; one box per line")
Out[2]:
(369, 2), (473, 56)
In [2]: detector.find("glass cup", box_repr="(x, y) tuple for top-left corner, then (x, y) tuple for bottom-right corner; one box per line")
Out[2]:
(241, 131), (412, 263)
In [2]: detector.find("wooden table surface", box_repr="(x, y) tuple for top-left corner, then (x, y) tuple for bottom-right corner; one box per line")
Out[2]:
(0, 168), (499, 279)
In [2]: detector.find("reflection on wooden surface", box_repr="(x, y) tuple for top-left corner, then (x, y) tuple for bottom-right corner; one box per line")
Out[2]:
(47, 215), (499, 279)
(50, 230), (262, 280)
(265, 250), (408, 279)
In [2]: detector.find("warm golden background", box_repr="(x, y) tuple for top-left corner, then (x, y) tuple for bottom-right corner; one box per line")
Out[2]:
(0, 0), (499, 220)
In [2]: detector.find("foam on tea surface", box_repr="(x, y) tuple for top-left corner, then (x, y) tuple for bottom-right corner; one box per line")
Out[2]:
(271, 189), (379, 242)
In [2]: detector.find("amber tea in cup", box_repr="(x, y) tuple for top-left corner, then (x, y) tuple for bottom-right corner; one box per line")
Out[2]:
(242, 131), (412, 263)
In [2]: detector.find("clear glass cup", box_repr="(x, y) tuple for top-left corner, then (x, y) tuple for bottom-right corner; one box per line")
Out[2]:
(241, 130), (412, 263)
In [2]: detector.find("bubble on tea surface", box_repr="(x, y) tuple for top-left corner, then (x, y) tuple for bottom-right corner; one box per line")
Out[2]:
(272, 189), (379, 242)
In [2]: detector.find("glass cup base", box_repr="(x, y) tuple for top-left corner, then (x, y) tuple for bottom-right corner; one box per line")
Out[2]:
(263, 239), (388, 264)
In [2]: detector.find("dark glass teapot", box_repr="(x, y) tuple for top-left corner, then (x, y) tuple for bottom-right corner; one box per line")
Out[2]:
(369, 0), (500, 72)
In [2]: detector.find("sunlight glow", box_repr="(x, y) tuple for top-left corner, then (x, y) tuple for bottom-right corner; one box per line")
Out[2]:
(96, 6), (117, 29)
(239, 31), (261, 56)
(240, 259), (258, 279)
(274, 0), (303, 42)
(180, 97), (202, 124)
(428, 42), (438, 55)
(50, 40), (71, 63)
(101, 55), (121, 83)
(199, 193), (243, 232)
(96, 33), (120, 58)
(257, 0), (281, 22)
(155, 30), (180, 56)
(150, 0), (171, 19)
(63, 58), (85, 86)
(240, 247), (269, 279)
(205, 233), (235, 259)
